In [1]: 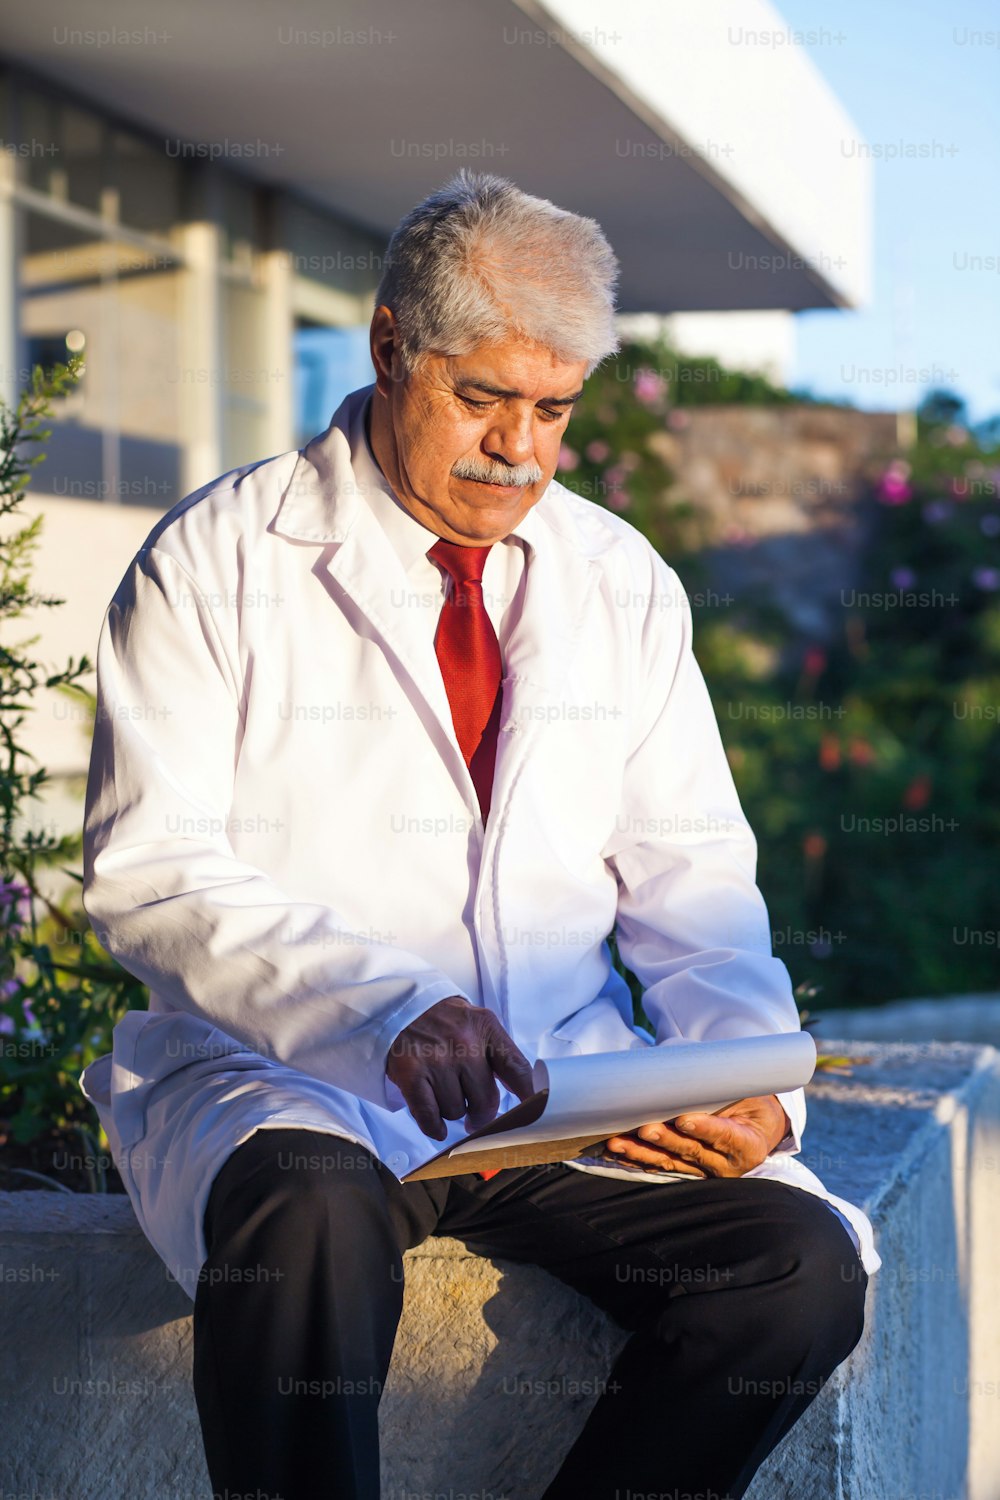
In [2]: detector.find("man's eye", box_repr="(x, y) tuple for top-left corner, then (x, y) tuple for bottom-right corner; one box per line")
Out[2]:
(461, 396), (493, 410)
(539, 408), (565, 422)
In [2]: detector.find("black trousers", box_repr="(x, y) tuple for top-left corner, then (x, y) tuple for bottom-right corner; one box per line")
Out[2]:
(191, 1126), (868, 1500)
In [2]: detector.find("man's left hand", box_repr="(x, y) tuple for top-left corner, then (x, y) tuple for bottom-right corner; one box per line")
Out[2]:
(602, 1094), (790, 1178)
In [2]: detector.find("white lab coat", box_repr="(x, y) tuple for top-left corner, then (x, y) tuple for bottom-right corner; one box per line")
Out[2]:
(78, 384), (880, 1301)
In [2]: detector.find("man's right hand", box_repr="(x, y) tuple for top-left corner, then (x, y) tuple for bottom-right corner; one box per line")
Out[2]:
(385, 996), (535, 1140)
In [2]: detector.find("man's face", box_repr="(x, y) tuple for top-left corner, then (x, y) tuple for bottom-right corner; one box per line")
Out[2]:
(368, 305), (588, 545)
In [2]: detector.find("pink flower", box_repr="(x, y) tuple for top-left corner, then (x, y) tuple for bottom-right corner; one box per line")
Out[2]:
(603, 464), (628, 489)
(619, 451), (641, 473)
(585, 440), (610, 464)
(557, 444), (579, 472)
(667, 409), (691, 431)
(633, 367), (667, 405)
(606, 488), (632, 512)
(803, 647), (827, 677)
(877, 460), (912, 506)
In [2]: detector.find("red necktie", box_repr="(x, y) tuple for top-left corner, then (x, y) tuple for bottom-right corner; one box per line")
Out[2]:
(428, 538), (504, 1179)
(428, 539), (503, 826)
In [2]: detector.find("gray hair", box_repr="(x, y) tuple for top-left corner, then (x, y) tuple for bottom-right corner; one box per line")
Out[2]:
(374, 169), (620, 379)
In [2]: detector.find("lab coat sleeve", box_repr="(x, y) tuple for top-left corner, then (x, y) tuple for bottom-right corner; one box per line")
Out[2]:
(603, 550), (805, 1154)
(82, 545), (464, 1113)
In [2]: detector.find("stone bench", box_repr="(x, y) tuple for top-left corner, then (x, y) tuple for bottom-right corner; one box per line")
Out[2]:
(2, 1040), (1000, 1500)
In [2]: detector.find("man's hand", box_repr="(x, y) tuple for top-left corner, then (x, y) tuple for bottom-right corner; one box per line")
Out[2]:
(602, 1094), (790, 1178)
(385, 996), (535, 1140)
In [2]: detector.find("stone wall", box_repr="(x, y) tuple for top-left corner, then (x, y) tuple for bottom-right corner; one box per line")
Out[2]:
(2, 1040), (999, 1499)
(653, 404), (900, 639)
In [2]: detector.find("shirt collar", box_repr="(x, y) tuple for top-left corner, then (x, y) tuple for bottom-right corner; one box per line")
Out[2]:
(348, 385), (541, 571)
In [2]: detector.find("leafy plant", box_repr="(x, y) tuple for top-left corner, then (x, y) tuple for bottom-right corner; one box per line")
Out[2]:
(0, 357), (145, 1180)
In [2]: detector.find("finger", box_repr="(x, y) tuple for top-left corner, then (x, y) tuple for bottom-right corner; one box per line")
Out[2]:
(660, 1116), (771, 1176)
(663, 1113), (740, 1158)
(484, 1019), (536, 1101)
(460, 1064), (500, 1132)
(640, 1122), (734, 1174)
(621, 1124), (732, 1175)
(404, 1076), (448, 1140)
(603, 1136), (708, 1176)
(429, 1064), (469, 1123)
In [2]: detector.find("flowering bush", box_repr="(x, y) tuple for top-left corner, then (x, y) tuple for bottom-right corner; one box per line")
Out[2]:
(568, 350), (1000, 1007)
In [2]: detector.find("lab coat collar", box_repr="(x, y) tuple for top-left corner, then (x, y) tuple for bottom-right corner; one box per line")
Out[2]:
(268, 383), (616, 563)
(267, 383), (615, 837)
(346, 386), (535, 577)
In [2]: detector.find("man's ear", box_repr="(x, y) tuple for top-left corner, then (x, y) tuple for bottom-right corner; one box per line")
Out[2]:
(370, 305), (400, 397)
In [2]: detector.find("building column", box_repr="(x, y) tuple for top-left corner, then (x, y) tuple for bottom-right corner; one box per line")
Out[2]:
(172, 178), (223, 496)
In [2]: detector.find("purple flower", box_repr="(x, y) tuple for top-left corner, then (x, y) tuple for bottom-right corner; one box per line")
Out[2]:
(922, 500), (952, 524)
(890, 567), (916, 590)
(980, 515), (1000, 538)
(0, 880), (31, 925)
(0, 1015), (13, 1035)
(0, 978), (20, 1000)
(972, 567), (1000, 591)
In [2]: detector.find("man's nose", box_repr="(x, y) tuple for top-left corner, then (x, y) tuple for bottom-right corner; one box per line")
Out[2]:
(483, 410), (535, 468)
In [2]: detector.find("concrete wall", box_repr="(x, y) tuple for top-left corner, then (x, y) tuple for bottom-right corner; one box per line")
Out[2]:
(2, 1040), (999, 1499)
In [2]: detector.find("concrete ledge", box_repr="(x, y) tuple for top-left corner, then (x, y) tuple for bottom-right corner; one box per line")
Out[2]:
(816, 993), (1000, 1047)
(2, 1040), (1000, 1500)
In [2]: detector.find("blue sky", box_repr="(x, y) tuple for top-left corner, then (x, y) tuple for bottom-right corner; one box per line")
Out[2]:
(777, 0), (1000, 423)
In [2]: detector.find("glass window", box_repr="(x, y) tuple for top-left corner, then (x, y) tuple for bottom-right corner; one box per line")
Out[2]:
(294, 324), (374, 447)
(19, 204), (183, 504)
(19, 87), (61, 198)
(61, 103), (104, 215)
(110, 129), (182, 236)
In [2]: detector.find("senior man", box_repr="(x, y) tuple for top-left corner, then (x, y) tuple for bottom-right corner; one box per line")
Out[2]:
(79, 170), (878, 1500)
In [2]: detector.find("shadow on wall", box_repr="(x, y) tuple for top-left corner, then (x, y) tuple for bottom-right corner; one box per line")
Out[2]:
(23, 421), (181, 508)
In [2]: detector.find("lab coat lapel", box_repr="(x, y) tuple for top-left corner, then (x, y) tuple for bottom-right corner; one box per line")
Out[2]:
(320, 509), (463, 768)
(270, 401), (467, 789)
(269, 391), (606, 826)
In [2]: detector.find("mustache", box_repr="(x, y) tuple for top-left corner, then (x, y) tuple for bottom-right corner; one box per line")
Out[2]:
(451, 454), (544, 487)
